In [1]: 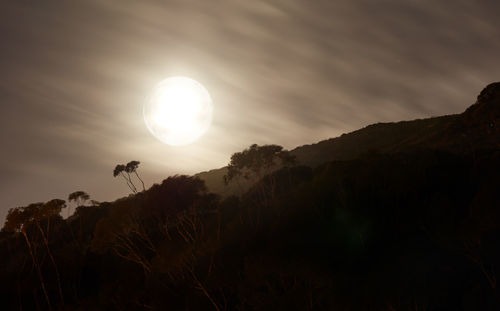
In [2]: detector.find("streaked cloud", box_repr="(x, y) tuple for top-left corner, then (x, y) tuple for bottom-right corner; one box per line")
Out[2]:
(1, 0), (500, 219)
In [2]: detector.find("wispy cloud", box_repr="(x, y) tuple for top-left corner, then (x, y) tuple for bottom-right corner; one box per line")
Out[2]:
(1, 0), (499, 219)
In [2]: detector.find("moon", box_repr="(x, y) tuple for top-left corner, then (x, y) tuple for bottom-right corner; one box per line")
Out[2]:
(144, 77), (213, 146)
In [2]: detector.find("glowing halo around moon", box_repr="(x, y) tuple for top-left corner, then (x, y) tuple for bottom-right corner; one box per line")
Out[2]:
(144, 77), (213, 146)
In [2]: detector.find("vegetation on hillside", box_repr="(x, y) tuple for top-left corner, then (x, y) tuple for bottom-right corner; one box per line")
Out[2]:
(1, 83), (500, 310)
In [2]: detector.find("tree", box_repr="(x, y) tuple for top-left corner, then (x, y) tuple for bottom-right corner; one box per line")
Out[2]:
(114, 164), (137, 194)
(67, 191), (90, 217)
(33, 199), (66, 306)
(4, 204), (53, 309)
(126, 160), (146, 192)
(223, 144), (296, 200)
(68, 191), (90, 207)
(224, 144), (295, 184)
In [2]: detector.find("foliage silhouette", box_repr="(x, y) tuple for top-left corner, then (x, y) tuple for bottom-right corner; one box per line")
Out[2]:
(68, 191), (90, 217)
(68, 191), (90, 207)
(224, 144), (295, 184)
(3, 200), (68, 309)
(113, 161), (146, 193)
(125, 160), (146, 192)
(2, 150), (500, 310)
(4, 205), (52, 309)
(1, 83), (500, 310)
(113, 163), (137, 193)
(223, 144), (296, 203)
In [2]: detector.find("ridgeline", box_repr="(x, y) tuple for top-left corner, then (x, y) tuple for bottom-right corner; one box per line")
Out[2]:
(1, 83), (500, 310)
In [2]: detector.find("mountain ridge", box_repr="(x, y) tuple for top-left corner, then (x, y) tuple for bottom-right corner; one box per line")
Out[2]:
(2, 82), (500, 310)
(197, 82), (500, 195)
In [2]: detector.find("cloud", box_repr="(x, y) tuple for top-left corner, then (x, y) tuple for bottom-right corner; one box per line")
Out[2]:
(1, 0), (500, 220)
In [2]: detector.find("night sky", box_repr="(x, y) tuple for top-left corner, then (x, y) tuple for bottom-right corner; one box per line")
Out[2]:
(1, 0), (500, 221)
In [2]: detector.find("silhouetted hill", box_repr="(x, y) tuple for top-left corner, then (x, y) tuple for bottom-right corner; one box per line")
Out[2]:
(1, 83), (499, 310)
(198, 82), (500, 194)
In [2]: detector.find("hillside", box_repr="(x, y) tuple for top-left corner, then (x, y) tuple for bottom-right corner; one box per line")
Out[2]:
(199, 82), (500, 195)
(1, 82), (499, 310)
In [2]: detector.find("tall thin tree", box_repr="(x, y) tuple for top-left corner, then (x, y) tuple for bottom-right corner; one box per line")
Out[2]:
(126, 160), (145, 192)
(114, 164), (137, 193)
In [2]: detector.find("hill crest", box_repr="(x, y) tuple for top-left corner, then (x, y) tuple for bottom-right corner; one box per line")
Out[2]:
(197, 82), (500, 195)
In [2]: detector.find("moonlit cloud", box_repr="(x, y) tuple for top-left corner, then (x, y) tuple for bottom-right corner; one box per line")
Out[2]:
(1, 0), (500, 220)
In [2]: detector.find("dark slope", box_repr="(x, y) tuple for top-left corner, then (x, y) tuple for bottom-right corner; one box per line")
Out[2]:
(2, 144), (499, 310)
(196, 116), (455, 195)
(1, 82), (499, 310)
(291, 115), (454, 166)
(294, 82), (500, 162)
(198, 82), (500, 194)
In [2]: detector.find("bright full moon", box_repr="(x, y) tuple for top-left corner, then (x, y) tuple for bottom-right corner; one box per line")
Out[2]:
(144, 77), (213, 146)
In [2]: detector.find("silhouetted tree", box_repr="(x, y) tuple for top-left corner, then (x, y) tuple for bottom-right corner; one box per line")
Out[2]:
(110, 215), (157, 274)
(126, 160), (146, 192)
(224, 144), (295, 184)
(67, 191), (90, 217)
(33, 199), (66, 306)
(4, 205), (52, 309)
(223, 144), (296, 200)
(114, 164), (137, 194)
(68, 191), (90, 207)
(92, 176), (212, 275)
